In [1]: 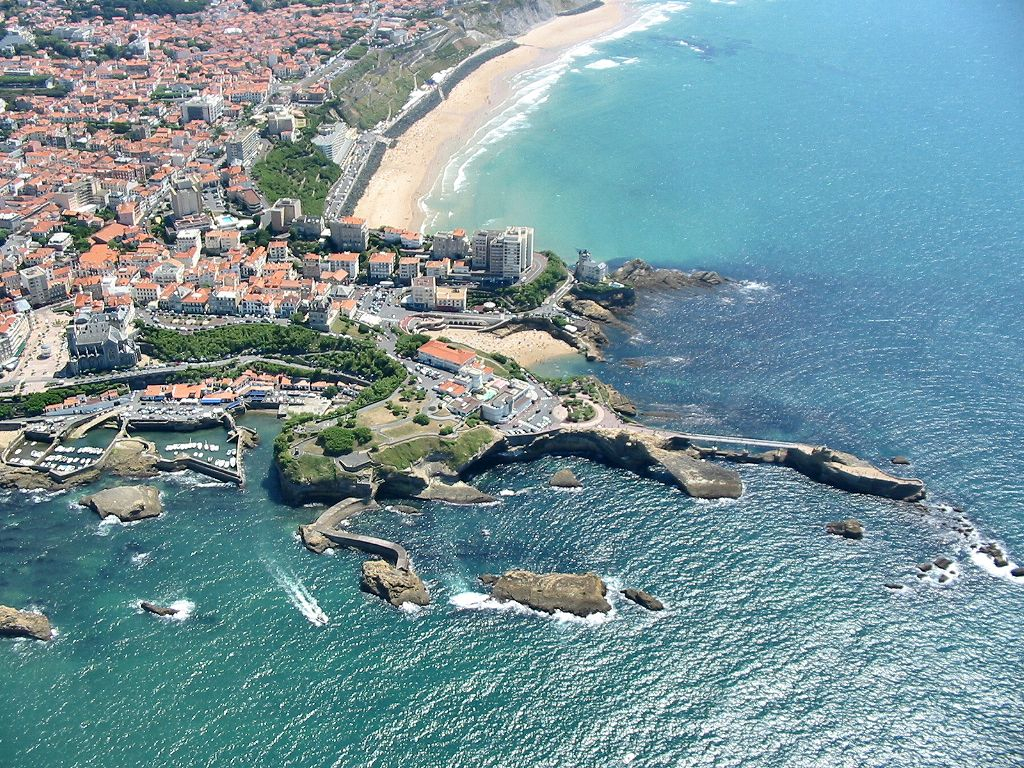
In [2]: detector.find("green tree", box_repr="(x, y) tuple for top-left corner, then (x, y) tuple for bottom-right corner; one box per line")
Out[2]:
(318, 426), (355, 455)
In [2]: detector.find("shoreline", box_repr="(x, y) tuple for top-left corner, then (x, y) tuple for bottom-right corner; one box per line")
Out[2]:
(354, 0), (635, 231)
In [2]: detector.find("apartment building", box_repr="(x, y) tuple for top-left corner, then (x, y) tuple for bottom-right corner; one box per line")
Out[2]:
(225, 126), (260, 167)
(329, 216), (368, 252)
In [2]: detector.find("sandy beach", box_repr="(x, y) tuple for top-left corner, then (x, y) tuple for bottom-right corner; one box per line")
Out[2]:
(426, 328), (579, 369)
(355, 0), (632, 231)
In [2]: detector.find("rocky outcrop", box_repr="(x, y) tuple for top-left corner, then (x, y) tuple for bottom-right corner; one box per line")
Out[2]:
(612, 259), (732, 291)
(890, 456), (911, 466)
(561, 297), (621, 325)
(390, 504), (421, 515)
(140, 601), (179, 617)
(419, 481), (496, 504)
(0, 605), (52, 641)
(648, 447), (744, 499)
(81, 485), (162, 522)
(0, 464), (100, 492)
(782, 446), (925, 502)
(697, 443), (926, 503)
(826, 519), (864, 539)
(511, 428), (743, 500)
(621, 588), (664, 611)
(360, 560), (430, 607)
(104, 438), (160, 478)
(978, 542), (1009, 568)
(487, 570), (611, 617)
(299, 525), (334, 555)
(550, 469), (582, 488)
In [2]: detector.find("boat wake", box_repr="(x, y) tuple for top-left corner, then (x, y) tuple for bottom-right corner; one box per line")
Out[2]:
(268, 564), (329, 626)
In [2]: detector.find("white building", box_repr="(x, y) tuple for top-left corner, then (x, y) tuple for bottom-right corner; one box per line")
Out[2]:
(180, 94), (225, 124)
(310, 124), (354, 165)
(432, 229), (470, 260)
(473, 226), (534, 280)
(574, 249), (608, 284)
(225, 125), (260, 167)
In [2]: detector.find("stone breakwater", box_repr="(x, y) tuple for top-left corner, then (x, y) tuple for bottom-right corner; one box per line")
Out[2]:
(299, 498), (431, 608)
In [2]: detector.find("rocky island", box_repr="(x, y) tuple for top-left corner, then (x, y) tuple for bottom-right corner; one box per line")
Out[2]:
(0, 605), (53, 641)
(480, 570), (611, 617)
(81, 486), (163, 522)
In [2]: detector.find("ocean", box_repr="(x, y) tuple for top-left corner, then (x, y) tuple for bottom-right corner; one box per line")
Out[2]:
(3, 0), (1024, 765)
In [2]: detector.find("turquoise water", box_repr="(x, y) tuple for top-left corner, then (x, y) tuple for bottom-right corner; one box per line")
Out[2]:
(4, 0), (1024, 765)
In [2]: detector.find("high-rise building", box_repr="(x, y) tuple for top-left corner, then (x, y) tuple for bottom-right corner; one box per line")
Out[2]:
(478, 226), (534, 280)
(170, 175), (203, 219)
(225, 126), (260, 167)
(310, 124), (354, 165)
(471, 229), (500, 270)
(180, 95), (225, 124)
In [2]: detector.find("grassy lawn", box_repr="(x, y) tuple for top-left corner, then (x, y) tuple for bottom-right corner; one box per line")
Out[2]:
(379, 420), (436, 441)
(373, 436), (440, 471)
(357, 403), (402, 429)
(292, 453), (337, 484)
(371, 426), (497, 471)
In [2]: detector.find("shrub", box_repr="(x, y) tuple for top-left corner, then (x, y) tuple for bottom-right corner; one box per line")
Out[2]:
(412, 413), (430, 426)
(318, 426), (356, 456)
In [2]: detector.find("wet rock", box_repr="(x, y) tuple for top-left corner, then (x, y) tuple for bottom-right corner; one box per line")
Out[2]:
(81, 485), (162, 522)
(360, 560), (430, 608)
(421, 481), (496, 505)
(917, 562), (933, 571)
(934, 557), (953, 570)
(826, 519), (865, 540)
(784, 446), (926, 502)
(621, 588), (664, 611)
(140, 601), (179, 617)
(488, 570), (611, 617)
(883, 583), (905, 590)
(1010, 567), (1024, 578)
(549, 469), (582, 489)
(298, 525), (333, 555)
(938, 574), (949, 583)
(478, 573), (499, 587)
(612, 259), (732, 290)
(391, 504), (421, 515)
(0, 605), (52, 641)
(890, 456), (911, 466)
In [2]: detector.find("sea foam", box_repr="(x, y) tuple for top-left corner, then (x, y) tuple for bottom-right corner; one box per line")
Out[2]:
(449, 591), (613, 625)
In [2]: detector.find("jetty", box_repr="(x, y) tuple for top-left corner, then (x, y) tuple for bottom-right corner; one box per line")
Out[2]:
(298, 498), (412, 571)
